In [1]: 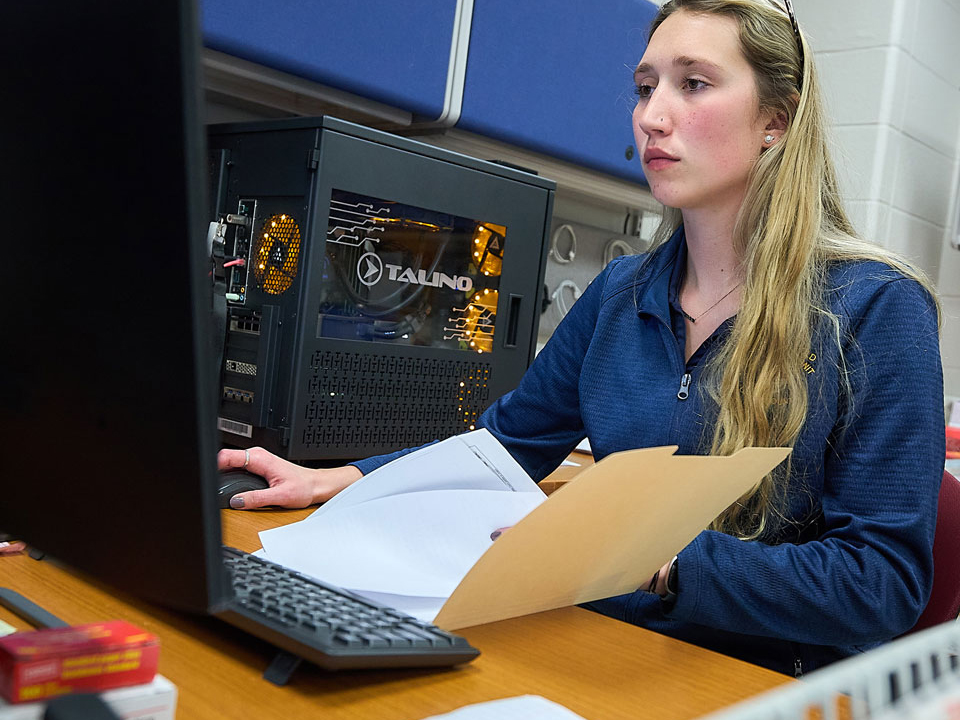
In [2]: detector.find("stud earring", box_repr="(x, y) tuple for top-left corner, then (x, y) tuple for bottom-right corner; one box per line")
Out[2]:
(764, 134), (775, 144)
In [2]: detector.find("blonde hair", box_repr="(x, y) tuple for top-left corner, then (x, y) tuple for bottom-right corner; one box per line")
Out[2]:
(644, 0), (940, 539)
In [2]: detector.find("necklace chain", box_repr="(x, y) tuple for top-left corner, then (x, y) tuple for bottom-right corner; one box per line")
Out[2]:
(679, 280), (743, 323)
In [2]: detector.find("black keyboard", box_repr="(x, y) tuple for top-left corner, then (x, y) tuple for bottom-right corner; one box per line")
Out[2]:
(218, 547), (480, 670)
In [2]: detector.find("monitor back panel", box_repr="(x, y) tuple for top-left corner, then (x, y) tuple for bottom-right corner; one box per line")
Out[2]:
(0, 0), (228, 614)
(209, 118), (554, 461)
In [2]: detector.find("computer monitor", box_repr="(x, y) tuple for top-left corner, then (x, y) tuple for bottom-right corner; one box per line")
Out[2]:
(0, 0), (229, 613)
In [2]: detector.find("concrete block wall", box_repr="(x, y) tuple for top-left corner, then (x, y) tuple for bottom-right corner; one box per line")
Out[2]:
(795, 0), (960, 397)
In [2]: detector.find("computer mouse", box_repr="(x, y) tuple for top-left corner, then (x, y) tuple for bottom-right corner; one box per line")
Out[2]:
(217, 470), (270, 509)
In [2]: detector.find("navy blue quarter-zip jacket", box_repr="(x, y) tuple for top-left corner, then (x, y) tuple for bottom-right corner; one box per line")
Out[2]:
(353, 228), (944, 676)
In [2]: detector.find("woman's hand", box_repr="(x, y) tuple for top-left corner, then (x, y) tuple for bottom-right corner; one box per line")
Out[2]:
(217, 446), (362, 510)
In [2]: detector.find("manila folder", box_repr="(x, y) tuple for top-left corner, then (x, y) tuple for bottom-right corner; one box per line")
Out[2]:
(434, 445), (790, 630)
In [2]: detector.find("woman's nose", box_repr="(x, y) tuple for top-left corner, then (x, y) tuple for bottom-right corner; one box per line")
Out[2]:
(634, 91), (671, 137)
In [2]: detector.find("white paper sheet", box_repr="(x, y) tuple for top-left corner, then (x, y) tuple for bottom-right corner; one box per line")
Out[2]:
(421, 696), (587, 720)
(261, 489), (544, 597)
(306, 430), (539, 523)
(257, 429), (546, 605)
(349, 589), (446, 623)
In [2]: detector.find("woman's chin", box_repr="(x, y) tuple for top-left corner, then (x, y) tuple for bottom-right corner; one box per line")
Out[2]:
(648, 186), (684, 210)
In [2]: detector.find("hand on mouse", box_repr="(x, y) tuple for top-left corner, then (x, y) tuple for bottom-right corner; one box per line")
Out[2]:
(217, 447), (362, 510)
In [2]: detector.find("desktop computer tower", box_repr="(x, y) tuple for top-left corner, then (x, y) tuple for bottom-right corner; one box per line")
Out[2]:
(207, 117), (554, 462)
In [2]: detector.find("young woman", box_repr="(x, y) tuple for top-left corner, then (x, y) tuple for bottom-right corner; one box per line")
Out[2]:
(219, 0), (945, 675)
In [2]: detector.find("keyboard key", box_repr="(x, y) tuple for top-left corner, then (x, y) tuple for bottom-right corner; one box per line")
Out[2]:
(360, 633), (390, 648)
(393, 629), (433, 648)
(333, 632), (363, 648)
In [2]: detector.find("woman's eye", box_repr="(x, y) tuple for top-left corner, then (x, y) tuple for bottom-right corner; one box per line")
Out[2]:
(634, 84), (654, 99)
(683, 78), (708, 92)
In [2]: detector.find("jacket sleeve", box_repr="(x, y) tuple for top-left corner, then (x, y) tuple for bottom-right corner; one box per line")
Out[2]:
(351, 258), (617, 479)
(477, 260), (616, 481)
(668, 277), (944, 646)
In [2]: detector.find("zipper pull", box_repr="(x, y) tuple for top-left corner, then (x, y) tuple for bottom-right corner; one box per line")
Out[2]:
(677, 373), (691, 400)
(794, 657), (803, 678)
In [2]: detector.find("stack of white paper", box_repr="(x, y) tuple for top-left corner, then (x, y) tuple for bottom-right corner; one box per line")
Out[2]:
(258, 430), (546, 620)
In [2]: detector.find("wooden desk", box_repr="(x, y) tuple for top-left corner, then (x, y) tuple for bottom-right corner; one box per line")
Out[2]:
(539, 449), (595, 495)
(0, 508), (789, 720)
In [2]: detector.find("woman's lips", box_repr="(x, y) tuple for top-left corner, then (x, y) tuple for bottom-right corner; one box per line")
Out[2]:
(643, 148), (680, 171)
(645, 157), (679, 171)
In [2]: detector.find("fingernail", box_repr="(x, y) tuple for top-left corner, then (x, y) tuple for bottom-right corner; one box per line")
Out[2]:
(490, 530), (501, 541)
(230, 496), (245, 509)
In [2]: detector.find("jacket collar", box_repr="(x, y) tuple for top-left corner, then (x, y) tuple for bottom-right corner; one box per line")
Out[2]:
(635, 226), (686, 324)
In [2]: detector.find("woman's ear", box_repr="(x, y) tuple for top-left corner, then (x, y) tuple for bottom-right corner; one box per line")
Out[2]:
(762, 110), (789, 147)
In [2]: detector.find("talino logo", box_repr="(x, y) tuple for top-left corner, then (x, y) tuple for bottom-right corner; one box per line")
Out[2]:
(356, 252), (383, 286)
(385, 264), (474, 292)
(355, 252), (474, 292)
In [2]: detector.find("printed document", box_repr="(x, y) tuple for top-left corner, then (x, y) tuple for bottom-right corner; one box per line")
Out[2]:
(259, 430), (545, 620)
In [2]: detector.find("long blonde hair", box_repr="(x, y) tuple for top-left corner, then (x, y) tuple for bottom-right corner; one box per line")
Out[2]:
(644, 0), (939, 539)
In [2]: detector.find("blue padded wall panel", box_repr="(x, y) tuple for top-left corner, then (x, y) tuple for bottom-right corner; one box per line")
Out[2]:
(201, 0), (456, 119)
(458, 1), (658, 185)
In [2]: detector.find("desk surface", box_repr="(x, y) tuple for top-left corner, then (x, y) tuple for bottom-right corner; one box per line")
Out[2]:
(0, 505), (789, 720)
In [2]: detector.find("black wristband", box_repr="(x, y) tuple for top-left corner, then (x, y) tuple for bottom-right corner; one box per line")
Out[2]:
(646, 568), (660, 594)
(662, 556), (679, 604)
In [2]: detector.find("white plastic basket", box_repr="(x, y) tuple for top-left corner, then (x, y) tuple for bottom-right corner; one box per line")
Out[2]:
(696, 621), (960, 720)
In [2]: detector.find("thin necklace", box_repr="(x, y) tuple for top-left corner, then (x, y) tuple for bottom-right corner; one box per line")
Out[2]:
(679, 280), (743, 323)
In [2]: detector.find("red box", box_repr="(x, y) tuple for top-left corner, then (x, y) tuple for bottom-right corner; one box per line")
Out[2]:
(947, 426), (960, 459)
(0, 620), (159, 704)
